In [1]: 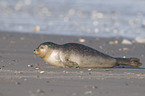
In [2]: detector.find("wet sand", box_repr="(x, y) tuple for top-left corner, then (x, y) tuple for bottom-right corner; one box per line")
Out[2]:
(0, 31), (145, 96)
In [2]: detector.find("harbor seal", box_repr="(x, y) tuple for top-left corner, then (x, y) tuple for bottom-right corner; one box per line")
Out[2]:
(33, 42), (142, 68)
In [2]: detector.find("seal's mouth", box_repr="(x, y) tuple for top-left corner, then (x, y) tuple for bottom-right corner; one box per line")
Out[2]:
(33, 49), (39, 55)
(33, 48), (45, 58)
(33, 50), (36, 54)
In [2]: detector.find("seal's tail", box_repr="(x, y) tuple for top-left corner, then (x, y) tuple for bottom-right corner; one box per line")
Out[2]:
(115, 58), (142, 67)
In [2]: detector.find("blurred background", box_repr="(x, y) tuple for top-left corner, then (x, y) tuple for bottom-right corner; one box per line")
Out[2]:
(0, 0), (145, 38)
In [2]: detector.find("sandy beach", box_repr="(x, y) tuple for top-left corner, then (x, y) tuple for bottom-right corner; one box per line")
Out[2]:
(0, 31), (145, 96)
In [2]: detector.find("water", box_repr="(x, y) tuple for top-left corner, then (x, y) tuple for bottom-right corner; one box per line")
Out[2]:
(0, 0), (145, 38)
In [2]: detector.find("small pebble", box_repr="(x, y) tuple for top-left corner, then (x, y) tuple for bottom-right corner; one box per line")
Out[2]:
(40, 71), (45, 74)
(35, 67), (39, 70)
(119, 48), (122, 51)
(18, 72), (23, 74)
(36, 89), (45, 93)
(96, 38), (100, 40)
(121, 39), (132, 45)
(12, 59), (18, 62)
(135, 37), (145, 43)
(92, 85), (98, 89)
(20, 37), (25, 40)
(88, 69), (92, 71)
(79, 38), (85, 42)
(33, 26), (40, 32)
(99, 46), (103, 49)
(63, 71), (69, 73)
(27, 65), (33, 67)
(63, 70), (66, 73)
(109, 41), (114, 45)
(123, 48), (129, 51)
(24, 78), (27, 81)
(16, 82), (21, 85)
(84, 91), (92, 95)
(109, 40), (119, 45)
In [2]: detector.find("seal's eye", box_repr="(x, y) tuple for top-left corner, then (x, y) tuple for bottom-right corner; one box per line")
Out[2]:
(40, 47), (44, 49)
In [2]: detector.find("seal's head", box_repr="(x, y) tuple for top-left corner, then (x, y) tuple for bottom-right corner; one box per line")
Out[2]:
(33, 44), (48, 58)
(33, 42), (58, 58)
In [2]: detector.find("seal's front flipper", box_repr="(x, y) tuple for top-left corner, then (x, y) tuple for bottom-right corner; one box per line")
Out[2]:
(116, 58), (142, 67)
(63, 58), (79, 68)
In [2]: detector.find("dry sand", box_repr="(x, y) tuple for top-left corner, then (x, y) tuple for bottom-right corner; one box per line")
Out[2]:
(0, 31), (145, 96)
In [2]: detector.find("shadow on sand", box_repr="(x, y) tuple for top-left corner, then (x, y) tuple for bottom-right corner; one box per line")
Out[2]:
(114, 66), (145, 69)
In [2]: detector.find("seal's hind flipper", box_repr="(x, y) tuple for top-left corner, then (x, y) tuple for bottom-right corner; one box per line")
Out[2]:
(116, 58), (142, 67)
